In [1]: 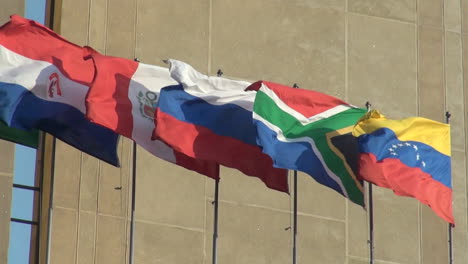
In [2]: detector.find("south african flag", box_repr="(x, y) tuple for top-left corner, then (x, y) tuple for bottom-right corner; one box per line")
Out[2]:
(249, 81), (367, 206)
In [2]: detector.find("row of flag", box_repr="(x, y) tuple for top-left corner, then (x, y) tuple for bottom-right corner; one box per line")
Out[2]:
(0, 15), (453, 224)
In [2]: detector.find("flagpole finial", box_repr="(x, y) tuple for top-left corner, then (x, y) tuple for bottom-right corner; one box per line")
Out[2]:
(292, 83), (299, 88)
(134, 58), (140, 62)
(217, 69), (223, 77)
(445, 111), (451, 123)
(365, 101), (372, 110)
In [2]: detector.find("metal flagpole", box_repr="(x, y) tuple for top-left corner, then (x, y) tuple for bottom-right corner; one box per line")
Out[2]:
(365, 101), (374, 264)
(292, 83), (299, 264)
(446, 111), (453, 264)
(293, 170), (298, 264)
(368, 183), (374, 264)
(129, 141), (137, 264)
(211, 69), (224, 264)
(129, 58), (140, 264)
(212, 179), (220, 264)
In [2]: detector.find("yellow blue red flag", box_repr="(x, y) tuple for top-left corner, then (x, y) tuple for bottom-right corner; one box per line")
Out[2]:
(353, 110), (453, 224)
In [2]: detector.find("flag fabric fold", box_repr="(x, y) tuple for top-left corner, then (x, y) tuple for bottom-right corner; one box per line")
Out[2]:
(248, 81), (366, 205)
(0, 15), (119, 165)
(85, 52), (219, 179)
(153, 60), (289, 192)
(353, 110), (453, 223)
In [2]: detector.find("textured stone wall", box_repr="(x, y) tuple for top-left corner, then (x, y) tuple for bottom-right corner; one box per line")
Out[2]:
(0, 140), (15, 264)
(0, 3), (24, 264)
(48, 0), (468, 263)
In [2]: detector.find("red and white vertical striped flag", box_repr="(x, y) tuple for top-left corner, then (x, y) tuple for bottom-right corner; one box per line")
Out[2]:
(85, 51), (219, 178)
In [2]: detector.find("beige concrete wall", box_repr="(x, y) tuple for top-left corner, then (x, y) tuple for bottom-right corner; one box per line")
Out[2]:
(0, 1), (24, 25)
(0, 140), (15, 264)
(49, 0), (468, 263)
(0, 4), (24, 264)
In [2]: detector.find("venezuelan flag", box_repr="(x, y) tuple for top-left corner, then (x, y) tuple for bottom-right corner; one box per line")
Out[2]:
(353, 110), (453, 224)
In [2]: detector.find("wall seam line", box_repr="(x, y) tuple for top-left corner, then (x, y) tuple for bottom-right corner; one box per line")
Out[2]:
(415, 1), (422, 263)
(204, 0), (213, 261)
(457, 0), (468, 262)
(208, 0), (213, 74)
(344, 0), (350, 261)
(92, 160), (101, 264)
(347, 10), (416, 26)
(75, 152), (84, 264)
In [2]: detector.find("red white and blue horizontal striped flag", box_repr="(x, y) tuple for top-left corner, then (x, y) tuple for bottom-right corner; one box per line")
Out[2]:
(0, 15), (119, 165)
(153, 60), (289, 192)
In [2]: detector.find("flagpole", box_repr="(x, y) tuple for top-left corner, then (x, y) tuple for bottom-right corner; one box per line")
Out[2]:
(212, 179), (220, 264)
(365, 101), (374, 264)
(211, 69), (224, 264)
(446, 111), (453, 264)
(129, 58), (140, 264)
(292, 83), (299, 264)
(129, 141), (137, 264)
(293, 170), (298, 264)
(368, 183), (374, 264)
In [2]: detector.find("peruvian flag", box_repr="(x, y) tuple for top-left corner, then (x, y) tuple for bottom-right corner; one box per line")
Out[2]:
(85, 50), (219, 178)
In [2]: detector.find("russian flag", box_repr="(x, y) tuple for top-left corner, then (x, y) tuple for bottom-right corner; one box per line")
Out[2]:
(153, 60), (289, 192)
(85, 52), (219, 179)
(0, 15), (119, 166)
